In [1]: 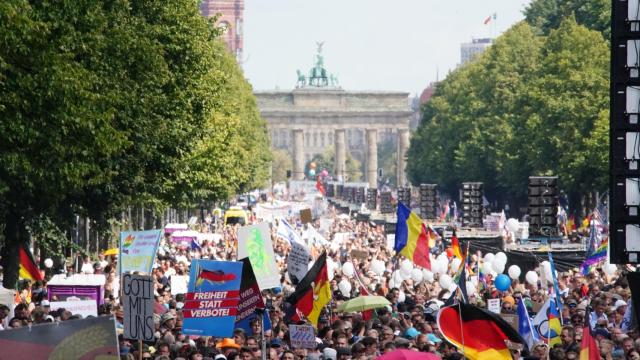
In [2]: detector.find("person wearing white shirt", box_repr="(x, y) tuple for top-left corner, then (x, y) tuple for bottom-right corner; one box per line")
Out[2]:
(80, 256), (94, 274)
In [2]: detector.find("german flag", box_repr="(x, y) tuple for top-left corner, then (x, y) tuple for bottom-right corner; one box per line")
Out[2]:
(451, 229), (463, 260)
(285, 252), (331, 328)
(580, 311), (599, 360)
(438, 303), (524, 360)
(19, 244), (43, 282)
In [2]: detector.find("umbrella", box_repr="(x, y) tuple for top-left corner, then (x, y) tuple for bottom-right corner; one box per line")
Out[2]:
(377, 350), (441, 360)
(337, 295), (390, 313)
(103, 248), (119, 256)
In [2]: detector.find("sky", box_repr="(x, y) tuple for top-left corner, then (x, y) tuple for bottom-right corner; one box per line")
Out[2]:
(243, 0), (532, 95)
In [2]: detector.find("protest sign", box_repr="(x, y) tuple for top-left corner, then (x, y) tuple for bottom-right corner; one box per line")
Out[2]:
(182, 260), (243, 337)
(288, 241), (311, 283)
(289, 324), (316, 349)
(49, 300), (97, 318)
(123, 273), (154, 341)
(500, 314), (518, 331)
(300, 209), (312, 224)
(351, 249), (368, 261)
(333, 232), (349, 244)
(119, 229), (162, 274)
(235, 258), (272, 335)
(238, 223), (280, 290)
(171, 275), (190, 296)
(0, 316), (118, 359)
(487, 298), (501, 314)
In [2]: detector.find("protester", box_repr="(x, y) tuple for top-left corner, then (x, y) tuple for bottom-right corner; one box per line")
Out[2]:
(0, 197), (634, 360)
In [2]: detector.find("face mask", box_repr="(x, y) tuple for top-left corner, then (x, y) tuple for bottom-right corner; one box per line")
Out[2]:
(164, 303), (169, 309)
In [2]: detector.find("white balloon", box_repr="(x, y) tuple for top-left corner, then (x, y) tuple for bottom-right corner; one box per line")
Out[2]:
(327, 258), (336, 281)
(451, 258), (462, 273)
(393, 270), (404, 284)
(411, 268), (423, 284)
(44, 258), (54, 269)
(483, 253), (495, 263)
(422, 269), (434, 283)
(466, 281), (476, 296)
(525, 271), (538, 285)
(506, 218), (519, 233)
(432, 259), (445, 275)
(398, 290), (406, 303)
(508, 265), (521, 280)
(603, 263), (617, 276)
(481, 261), (494, 274)
(492, 257), (506, 274)
(342, 262), (355, 278)
(541, 261), (553, 282)
(495, 252), (508, 264)
(371, 260), (386, 275)
(439, 274), (453, 290)
(401, 259), (413, 273)
(339, 279), (352, 297)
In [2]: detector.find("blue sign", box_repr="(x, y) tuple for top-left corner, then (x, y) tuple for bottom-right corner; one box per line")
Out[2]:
(182, 260), (243, 337)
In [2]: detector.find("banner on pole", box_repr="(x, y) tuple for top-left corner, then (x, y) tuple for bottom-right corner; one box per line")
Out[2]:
(0, 316), (118, 359)
(238, 223), (280, 290)
(289, 324), (316, 348)
(235, 258), (272, 334)
(119, 229), (162, 274)
(182, 260), (243, 337)
(287, 241), (311, 284)
(123, 273), (154, 341)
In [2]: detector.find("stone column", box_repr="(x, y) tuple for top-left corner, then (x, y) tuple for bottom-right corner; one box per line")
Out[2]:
(365, 129), (378, 188)
(397, 128), (410, 186)
(292, 129), (305, 180)
(334, 129), (346, 182)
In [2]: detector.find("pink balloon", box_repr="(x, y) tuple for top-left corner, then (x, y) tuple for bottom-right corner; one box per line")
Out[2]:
(321, 170), (329, 177)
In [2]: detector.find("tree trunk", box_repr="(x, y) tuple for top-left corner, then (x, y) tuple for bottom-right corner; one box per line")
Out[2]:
(1, 211), (28, 289)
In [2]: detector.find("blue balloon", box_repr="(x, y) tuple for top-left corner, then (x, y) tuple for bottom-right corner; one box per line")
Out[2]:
(494, 274), (511, 292)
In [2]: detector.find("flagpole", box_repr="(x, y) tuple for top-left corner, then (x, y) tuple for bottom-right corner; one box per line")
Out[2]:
(457, 301), (466, 357)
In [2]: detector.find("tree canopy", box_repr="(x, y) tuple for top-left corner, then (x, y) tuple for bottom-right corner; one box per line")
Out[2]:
(0, 0), (270, 287)
(407, 16), (609, 209)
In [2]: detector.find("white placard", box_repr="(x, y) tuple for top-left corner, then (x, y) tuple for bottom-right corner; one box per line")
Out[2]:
(50, 300), (98, 318)
(290, 324), (316, 349)
(288, 241), (311, 283)
(487, 298), (501, 314)
(171, 275), (189, 295)
(123, 274), (154, 341)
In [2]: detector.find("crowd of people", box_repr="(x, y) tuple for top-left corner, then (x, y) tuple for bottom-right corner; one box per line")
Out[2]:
(0, 201), (638, 360)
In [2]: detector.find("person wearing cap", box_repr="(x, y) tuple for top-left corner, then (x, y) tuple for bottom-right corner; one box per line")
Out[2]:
(216, 338), (241, 357)
(322, 348), (337, 360)
(336, 347), (351, 360)
(160, 312), (176, 334)
(611, 300), (628, 329)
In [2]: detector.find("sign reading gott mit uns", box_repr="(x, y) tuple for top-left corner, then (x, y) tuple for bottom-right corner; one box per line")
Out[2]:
(123, 274), (154, 341)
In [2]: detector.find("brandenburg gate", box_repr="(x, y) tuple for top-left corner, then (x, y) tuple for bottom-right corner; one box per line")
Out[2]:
(255, 43), (413, 187)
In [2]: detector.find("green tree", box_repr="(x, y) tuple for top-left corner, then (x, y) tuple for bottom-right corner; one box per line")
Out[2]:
(524, 0), (610, 37)
(307, 147), (363, 182)
(407, 18), (609, 211)
(0, 0), (271, 287)
(271, 149), (293, 183)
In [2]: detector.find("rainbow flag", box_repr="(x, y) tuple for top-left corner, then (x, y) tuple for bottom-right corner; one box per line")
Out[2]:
(394, 202), (431, 269)
(581, 234), (608, 275)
